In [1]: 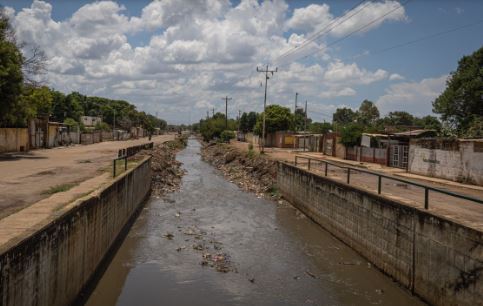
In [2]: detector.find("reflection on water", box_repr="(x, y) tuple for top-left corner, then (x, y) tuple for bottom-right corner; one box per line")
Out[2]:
(85, 138), (424, 306)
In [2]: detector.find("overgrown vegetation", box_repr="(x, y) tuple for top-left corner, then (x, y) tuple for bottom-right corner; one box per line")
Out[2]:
(0, 12), (167, 132)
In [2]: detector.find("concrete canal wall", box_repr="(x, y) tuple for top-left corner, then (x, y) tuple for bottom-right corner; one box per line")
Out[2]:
(0, 158), (152, 306)
(278, 162), (482, 306)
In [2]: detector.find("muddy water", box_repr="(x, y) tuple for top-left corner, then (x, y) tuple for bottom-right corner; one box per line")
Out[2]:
(85, 139), (424, 306)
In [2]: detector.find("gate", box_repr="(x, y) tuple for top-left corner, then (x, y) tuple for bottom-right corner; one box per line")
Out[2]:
(390, 145), (409, 169)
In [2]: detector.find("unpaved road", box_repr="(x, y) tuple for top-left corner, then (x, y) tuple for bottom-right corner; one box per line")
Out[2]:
(230, 141), (483, 231)
(85, 139), (424, 306)
(0, 134), (174, 219)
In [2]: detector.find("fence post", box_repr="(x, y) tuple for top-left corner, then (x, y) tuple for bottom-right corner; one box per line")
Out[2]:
(424, 188), (429, 209)
(308, 158), (311, 170)
(124, 157), (127, 170)
(325, 162), (328, 176)
(113, 159), (116, 177)
(347, 168), (350, 184)
(378, 176), (382, 194)
(295, 156), (298, 165)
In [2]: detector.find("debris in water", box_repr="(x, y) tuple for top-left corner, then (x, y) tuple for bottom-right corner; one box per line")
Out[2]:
(193, 243), (204, 251)
(176, 246), (186, 252)
(248, 278), (255, 283)
(163, 233), (174, 240)
(175, 212), (181, 218)
(375, 289), (384, 295)
(305, 270), (317, 279)
(293, 276), (300, 280)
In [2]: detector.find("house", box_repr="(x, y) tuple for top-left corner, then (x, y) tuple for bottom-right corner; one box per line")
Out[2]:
(347, 129), (437, 169)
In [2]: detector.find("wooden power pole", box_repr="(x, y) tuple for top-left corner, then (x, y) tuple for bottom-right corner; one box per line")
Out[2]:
(222, 96), (232, 129)
(256, 65), (277, 153)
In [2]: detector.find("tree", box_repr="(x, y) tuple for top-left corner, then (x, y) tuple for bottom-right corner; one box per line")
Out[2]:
(294, 107), (312, 131)
(21, 85), (53, 118)
(309, 122), (332, 134)
(332, 107), (356, 126)
(254, 104), (294, 135)
(433, 47), (483, 136)
(199, 112), (227, 141)
(339, 123), (363, 147)
(384, 111), (415, 127)
(239, 112), (257, 133)
(0, 11), (24, 126)
(357, 100), (379, 125)
(414, 115), (442, 131)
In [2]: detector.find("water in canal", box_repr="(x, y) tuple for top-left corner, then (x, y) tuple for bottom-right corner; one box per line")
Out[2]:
(85, 139), (424, 306)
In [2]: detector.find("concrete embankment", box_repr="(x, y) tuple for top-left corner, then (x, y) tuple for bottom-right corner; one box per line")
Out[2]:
(278, 162), (482, 306)
(0, 157), (152, 306)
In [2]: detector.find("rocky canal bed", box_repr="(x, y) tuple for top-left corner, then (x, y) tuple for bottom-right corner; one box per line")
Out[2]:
(200, 141), (279, 200)
(139, 135), (188, 196)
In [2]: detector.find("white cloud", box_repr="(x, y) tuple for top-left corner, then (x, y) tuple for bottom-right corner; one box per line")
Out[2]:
(376, 75), (448, 116)
(389, 73), (404, 81)
(286, 1), (407, 37)
(7, 0), (409, 123)
(286, 4), (332, 32)
(319, 87), (356, 99)
(324, 61), (388, 85)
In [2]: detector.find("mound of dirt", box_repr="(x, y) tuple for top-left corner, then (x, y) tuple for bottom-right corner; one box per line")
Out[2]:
(200, 142), (278, 198)
(140, 136), (188, 196)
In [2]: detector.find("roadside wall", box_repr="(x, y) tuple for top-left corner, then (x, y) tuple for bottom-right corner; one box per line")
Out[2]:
(278, 162), (482, 306)
(0, 128), (29, 153)
(409, 139), (483, 186)
(0, 158), (152, 306)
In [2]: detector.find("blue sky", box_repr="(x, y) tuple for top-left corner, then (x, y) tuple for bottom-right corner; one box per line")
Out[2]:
(2, 0), (482, 123)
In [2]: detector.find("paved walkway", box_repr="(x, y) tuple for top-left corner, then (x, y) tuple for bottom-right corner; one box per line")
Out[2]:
(230, 141), (483, 231)
(0, 135), (174, 219)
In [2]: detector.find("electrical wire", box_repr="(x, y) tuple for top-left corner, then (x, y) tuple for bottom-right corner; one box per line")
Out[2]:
(274, 0), (369, 63)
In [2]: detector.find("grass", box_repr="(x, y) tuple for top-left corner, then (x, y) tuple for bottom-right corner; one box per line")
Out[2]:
(42, 183), (78, 195)
(113, 159), (139, 177)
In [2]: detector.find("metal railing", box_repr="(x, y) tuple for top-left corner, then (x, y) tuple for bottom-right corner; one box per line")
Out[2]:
(118, 142), (154, 158)
(294, 155), (483, 209)
(113, 142), (154, 177)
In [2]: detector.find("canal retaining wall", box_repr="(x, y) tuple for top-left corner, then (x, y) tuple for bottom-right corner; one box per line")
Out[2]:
(0, 157), (152, 306)
(277, 162), (482, 306)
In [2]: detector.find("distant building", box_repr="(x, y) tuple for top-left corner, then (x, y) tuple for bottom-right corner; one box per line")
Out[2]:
(80, 116), (102, 127)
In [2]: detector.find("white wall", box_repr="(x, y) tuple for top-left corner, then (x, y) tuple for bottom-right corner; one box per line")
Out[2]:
(409, 140), (483, 186)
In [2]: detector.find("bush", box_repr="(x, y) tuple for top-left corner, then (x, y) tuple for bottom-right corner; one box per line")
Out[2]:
(339, 123), (363, 147)
(220, 130), (235, 143)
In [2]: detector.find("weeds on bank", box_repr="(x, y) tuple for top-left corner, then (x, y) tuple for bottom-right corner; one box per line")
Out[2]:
(42, 183), (78, 195)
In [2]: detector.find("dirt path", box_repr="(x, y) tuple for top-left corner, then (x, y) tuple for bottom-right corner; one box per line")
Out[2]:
(0, 135), (174, 219)
(229, 141), (483, 231)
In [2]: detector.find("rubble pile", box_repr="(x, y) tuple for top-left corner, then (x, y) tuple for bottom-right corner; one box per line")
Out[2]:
(139, 136), (188, 196)
(201, 142), (278, 199)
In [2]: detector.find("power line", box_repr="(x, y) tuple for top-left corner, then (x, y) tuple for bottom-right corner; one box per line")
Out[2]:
(370, 18), (483, 56)
(274, 0), (369, 63)
(278, 0), (411, 68)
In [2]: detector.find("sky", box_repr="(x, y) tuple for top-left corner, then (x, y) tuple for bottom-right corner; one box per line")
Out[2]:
(1, 0), (482, 124)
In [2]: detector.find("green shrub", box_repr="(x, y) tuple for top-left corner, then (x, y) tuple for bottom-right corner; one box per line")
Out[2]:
(220, 130), (235, 143)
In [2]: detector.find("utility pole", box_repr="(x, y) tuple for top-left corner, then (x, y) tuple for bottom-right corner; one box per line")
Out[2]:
(222, 96), (232, 129)
(212, 108), (215, 117)
(256, 64), (278, 153)
(304, 100), (307, 152)
(238, 110), (241, 134)
(294, 92), (298, 113)
(206, 110), (209, 120)
(294, 92), (299, 132)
